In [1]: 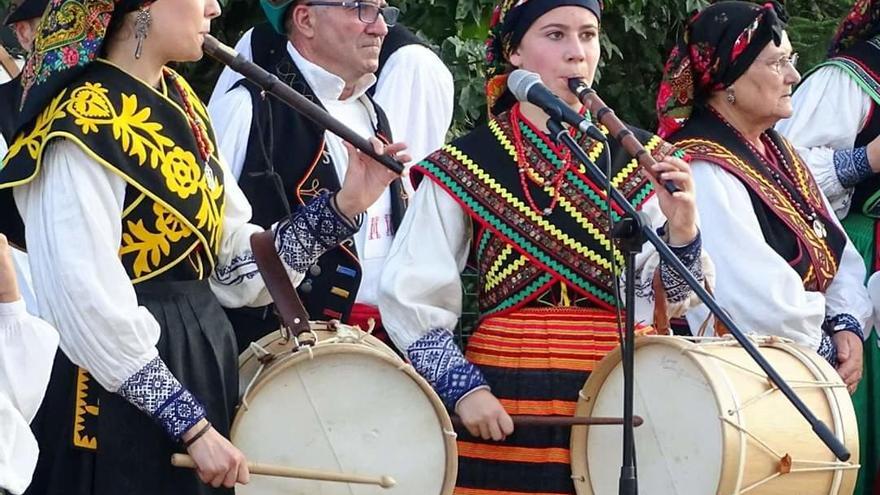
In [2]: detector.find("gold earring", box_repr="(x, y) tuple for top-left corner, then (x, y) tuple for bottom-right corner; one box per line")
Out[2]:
(134, 7), (152, 59)
(726, 87), (736, 105)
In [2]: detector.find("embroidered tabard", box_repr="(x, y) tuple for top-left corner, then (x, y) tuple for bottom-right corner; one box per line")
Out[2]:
(673, 109), (845, 292)
(416, 113), (677, 318)
(0, 60), (226, 283)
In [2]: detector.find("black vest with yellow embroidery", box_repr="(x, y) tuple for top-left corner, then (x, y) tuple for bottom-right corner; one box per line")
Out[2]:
(416, 111), (671, 319)
(0, 60), (226, 283)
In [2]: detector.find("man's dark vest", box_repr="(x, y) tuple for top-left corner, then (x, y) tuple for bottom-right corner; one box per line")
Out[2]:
(226, 23), (406, 345)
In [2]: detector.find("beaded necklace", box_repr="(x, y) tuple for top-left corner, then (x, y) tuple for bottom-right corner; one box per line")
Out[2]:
(164, 68), (214, 163)
(508, 103), (580, 216)
(709, 106), (827, 239)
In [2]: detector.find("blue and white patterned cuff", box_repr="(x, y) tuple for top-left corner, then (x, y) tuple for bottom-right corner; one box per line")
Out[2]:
(118, 357), (207, 440)
(823, 313), (866, 341)
(407, 328), (489, 410)
(275, 192), (362, 273)
(660, 229), (703, 304)
(818, 332), (838, 367)
(834, 147), (872, 188)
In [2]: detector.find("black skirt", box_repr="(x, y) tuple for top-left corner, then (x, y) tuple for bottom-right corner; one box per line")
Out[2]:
(26, 279), (239, 495)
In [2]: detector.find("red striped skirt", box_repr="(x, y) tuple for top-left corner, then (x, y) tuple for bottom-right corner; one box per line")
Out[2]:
(456, 307), (646, 495)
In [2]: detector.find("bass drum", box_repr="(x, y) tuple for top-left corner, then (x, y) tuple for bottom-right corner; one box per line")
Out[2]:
(233, 322), (457, 494)
(571, 336), (859, 495)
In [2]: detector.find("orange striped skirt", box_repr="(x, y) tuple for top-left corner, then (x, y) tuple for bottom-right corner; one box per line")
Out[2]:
(455, 307), (644, 495)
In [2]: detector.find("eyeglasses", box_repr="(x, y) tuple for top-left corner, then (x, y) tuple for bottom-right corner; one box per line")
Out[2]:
(303, 1), (400, 26)
(763, 53), (798, 74)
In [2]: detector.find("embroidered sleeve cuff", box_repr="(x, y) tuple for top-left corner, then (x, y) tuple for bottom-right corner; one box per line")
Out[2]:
(659, 229), (703, 304)
(822, 313), (866, 341)
(407, 328), (489, 410)
(275, 192), (362, 273)
(117, 356), (206, 440)
(834, 147), (873, 188)
(818, 332), (839, 367)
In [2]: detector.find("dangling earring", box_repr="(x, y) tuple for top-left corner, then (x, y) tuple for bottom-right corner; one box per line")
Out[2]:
(134, 6), (152, 60)
(726, 87), (736, 105)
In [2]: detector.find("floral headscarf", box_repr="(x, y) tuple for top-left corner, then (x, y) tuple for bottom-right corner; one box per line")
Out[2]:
(656, 1), (787, 138)
(18, 0), (149, 130)
(829, 0), (880, 56)
(485, 0), (602, 117)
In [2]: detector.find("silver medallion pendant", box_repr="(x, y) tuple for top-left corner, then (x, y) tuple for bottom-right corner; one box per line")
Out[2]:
(204, 164), (217, 191)
(813, 218), (827, 239)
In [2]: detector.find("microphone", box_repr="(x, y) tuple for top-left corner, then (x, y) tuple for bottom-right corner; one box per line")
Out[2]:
(507, 69), (606, 143)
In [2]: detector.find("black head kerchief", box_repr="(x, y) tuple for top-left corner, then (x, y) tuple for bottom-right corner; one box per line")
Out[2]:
(4, 0), (50, 25)
(16, 0), (149, 133)
(485, 0), (602, 117)
(656, 1), (788, 138)
(829, 0), (880, 56)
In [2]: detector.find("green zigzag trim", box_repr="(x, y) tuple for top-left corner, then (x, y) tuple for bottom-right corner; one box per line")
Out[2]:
(421, 159), (616, 306)
(518, 121), (653, 219)
(477, 228), (491, 259)
(483, 272), (555, 316)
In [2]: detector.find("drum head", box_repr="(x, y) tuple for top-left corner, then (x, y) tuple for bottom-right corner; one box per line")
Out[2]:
(573, 337), (725, 494)
(572, 336), (859, 495)
(232, 343), (456, 494)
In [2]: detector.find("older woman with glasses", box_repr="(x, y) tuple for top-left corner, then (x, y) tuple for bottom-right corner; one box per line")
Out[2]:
(657, 0), (871, 391)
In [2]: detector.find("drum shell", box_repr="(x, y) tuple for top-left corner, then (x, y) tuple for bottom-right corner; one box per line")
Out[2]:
(234, 324), (458, 495)
(571, 336), (859, 495)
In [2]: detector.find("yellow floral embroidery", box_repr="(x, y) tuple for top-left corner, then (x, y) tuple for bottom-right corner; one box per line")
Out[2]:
(161, 147), (201, 199)
(10, 79), (224, 279)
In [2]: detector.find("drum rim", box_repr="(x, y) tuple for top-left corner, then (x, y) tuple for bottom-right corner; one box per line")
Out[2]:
(570, 336), (736, 494)
(232, 335), (458, 495)
(570, 335), (859, 495)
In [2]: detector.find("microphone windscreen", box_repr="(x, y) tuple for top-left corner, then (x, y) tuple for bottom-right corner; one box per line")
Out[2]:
(507, 69), (542, 103)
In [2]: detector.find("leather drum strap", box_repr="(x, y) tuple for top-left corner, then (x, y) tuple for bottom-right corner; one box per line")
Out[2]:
(0, 45), (19, 80)
(250, 230), (312, 337)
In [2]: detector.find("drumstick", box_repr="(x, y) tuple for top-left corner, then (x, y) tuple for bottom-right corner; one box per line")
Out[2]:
(452, 415), (644, 428)
(171, 454), (397, 489)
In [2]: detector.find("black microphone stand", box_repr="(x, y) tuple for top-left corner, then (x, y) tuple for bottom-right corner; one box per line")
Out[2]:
(544, 116), (851, 495)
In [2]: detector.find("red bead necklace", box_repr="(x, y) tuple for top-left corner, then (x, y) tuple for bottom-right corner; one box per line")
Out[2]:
(509, 103), (579, 216)
(164, 68), (214, 162)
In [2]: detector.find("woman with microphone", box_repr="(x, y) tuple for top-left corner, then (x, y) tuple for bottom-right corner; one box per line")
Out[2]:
(378, 0), (709, 493)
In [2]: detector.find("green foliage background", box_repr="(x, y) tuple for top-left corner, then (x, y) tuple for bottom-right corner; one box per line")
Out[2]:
(198, 0), (851, 132)
(0, 0), (854, 131)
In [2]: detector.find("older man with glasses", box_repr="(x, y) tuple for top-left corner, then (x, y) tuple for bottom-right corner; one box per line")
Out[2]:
(208, 0), (411, 351)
